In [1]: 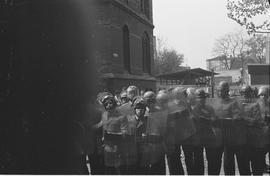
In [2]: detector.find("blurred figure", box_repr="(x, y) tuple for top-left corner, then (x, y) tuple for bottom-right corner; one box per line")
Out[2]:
(190, 89), (217, 175)
(166, 87), (195, 175)
(140, 90), (145, 96)
(241, 85), (266, 175)
(141, 91), (167, 175)
(257, 86), (270, 174)
(214, 81), (250, 175)
(156, 91), (169, 110)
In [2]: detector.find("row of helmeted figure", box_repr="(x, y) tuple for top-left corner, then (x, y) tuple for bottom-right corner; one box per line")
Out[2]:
(82, 82), (269, 175)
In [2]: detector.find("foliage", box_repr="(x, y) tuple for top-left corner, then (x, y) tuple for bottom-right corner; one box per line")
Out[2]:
(246, 34), (267, 63)
(212, 31), (267, 70)
(154, 47), (184, 75)
(227, 0), (270, 34)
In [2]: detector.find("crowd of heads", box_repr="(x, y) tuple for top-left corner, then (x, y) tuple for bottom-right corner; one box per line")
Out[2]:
(96, 83), (269, 113)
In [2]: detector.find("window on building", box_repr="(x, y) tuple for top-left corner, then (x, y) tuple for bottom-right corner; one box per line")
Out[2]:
(142, 32), (151, 74)
(140, 0), (150, 18)
(123, 25), (131, 73)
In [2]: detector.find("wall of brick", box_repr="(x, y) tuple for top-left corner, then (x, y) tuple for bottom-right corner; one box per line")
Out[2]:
(92, 0), (156, 91)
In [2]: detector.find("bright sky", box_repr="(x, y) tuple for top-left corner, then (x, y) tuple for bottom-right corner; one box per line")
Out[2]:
(153, 0), (245, 69)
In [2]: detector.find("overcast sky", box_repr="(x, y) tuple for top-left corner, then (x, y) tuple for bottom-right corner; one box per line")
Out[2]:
(153, 0), (245, 69)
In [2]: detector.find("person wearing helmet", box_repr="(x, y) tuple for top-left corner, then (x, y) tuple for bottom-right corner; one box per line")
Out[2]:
(257, 86), (270, 174)
(239, 85), (267, 175)
(118, 86), (138, 117)
(140, 91), (167, 175)
(98, 94), (128, 174)
(190, 89), (220, 175)
(143, 91), (156, 108)
(165, 86), (195, 175)
(126, 85), (138, 101)
(213, 81), (250, 175)
(186, 87), (197, 108)
(156, 91), (169, 110)
(119, 91), (129, 105)
(240, 85), (253, 98)
(119, 96), (148, 174)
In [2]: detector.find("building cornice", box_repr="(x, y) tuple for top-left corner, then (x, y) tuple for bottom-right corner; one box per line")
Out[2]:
(111, 0), (154, 29)
(101, 73), (156, 81)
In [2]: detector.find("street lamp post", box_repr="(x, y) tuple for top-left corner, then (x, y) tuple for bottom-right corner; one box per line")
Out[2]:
(211, 69), (215, 98)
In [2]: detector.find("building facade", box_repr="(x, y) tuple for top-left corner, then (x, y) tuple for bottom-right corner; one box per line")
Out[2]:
(247, 64), (269, 86)
(206, 55), (257, 85)
(92, 0), (156, 93)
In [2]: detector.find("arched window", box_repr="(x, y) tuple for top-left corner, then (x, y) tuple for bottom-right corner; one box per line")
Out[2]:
(123, 25), (131, 73)
(142, 32), (151, 74)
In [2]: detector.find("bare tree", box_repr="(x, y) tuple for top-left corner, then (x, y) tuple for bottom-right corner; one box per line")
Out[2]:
(212, 31), (248, 70)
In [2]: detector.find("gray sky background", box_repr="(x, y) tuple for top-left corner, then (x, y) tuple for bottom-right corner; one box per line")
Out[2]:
(153, 0), (245, 69)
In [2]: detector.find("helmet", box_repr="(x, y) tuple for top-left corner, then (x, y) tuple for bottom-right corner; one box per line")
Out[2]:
(195, 89), (208, 98)
(133, 96), (147, 109)
(97, 92), (111, 104)
(186, 87), (196, 96)
(120, 91), (128, 99)
(172, 86), (185, 98)
(143, 91), (156, 104)
(258, 86), (269, 96)
(158, 89), (167, 94)
(101, 94), (116, 106)
(126, 85), (138, 94)
(218, 81), (229, 90)
(156, 92), (169, 104)
(126, 85), (138, 100)
(240, 85), (252, 97)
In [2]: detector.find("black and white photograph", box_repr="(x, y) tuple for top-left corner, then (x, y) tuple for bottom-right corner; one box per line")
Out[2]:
(1, 0), (270, 175)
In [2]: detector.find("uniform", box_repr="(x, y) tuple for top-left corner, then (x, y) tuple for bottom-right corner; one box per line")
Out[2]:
(213, 97), (250, 175)
(117, 101), (133, 116)
(99, 94), (128, 174)
(257, 97), (270, 174)
(191, 101), (218, 175)
(241, 97), (267, 175)
(138, 108), (167, 175)
(165, 87), (196, 175)
(166, 100), (196, 175)
(141, 91), (167, 175)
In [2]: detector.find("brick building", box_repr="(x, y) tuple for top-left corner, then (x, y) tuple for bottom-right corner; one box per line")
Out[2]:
(92, 0), (156, 93)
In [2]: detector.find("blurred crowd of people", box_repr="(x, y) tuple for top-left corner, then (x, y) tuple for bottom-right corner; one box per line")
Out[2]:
(72, 82), (269, 175)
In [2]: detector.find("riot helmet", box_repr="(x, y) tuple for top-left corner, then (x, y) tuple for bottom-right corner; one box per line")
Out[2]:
(101, 94), (117, 111)
(126, 85), (138, 101)
(240, 85), (252, 98)
(133, 96), (147, 118)
(120, 91), (128, 104)
(156, 91), (169, 109)
(143, 91), (156, 106)
(258, 86), (269, 101)
(218, 81), (230, 98)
